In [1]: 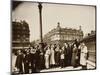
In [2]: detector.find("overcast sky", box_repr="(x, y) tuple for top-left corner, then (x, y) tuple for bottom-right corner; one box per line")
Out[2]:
(12, 2), (96, 42)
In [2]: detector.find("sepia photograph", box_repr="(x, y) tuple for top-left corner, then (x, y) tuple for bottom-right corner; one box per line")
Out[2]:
(12, 0), (96, 74)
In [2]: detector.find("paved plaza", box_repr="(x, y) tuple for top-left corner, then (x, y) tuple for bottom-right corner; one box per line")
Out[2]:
(12, 54), (95, 74)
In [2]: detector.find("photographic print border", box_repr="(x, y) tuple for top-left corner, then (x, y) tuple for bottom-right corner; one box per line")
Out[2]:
(11, 0), (97, 74)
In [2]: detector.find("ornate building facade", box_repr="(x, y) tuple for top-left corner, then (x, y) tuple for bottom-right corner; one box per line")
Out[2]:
(12, 20), (30, 52)
(43, 22), (83, 45)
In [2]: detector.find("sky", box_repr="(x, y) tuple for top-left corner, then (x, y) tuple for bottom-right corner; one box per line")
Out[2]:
(12, 2), (96, 42)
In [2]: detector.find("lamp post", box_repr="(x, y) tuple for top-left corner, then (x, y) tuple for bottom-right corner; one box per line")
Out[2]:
(38, 3), (45, 69)
(38, 3), (43, 43)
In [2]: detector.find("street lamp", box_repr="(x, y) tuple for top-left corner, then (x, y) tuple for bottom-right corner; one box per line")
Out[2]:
(38, 3), (45, 69)
(38, 2), (45, 53)
(38, 2), (43, 43)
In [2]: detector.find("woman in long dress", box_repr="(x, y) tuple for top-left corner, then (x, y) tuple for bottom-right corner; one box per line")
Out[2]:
(45, 46), (51, 69)
(50, 45), (55, 68)
(71, 44), (78, 68)
(80, 42), (88, 70)
(55, 45), (61, 66)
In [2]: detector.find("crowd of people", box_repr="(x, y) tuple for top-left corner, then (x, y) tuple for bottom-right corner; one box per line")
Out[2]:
(12, 39), (89, 74)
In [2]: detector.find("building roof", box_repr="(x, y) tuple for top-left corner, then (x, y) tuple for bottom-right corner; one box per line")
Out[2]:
(44, 22), (83, 38)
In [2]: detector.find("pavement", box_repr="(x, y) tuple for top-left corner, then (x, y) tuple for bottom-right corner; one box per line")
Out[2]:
(40, 63), (95, 72)
(87, 60), (96, 69)
(40, 66), (82, 72)
(16, 65), (95, 75)
(12, 54), (96, 74)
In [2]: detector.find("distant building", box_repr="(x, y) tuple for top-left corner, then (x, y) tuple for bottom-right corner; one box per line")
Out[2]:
(43, 22), (83, 45)
(12, 20), (30, 52)
(81, 30), (96, 63)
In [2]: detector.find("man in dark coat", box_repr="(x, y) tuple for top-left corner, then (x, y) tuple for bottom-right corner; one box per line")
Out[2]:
(38, 43), (45, 70)
(15, 50), (24, 74)
(30, 47), (37, 73)
(64, 43), (70, 66)
(67, 44), (72, 66)
(23, 49), (31, 74)
(34, 45), (43, 72)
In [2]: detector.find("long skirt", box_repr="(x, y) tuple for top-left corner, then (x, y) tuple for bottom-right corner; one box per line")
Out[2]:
(71, 53), (77, 67)
(50, 52), (55, 65)
(80, 52), (87, 66)
(55, 52), (60, 66)
(45, 55), (50, 69)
